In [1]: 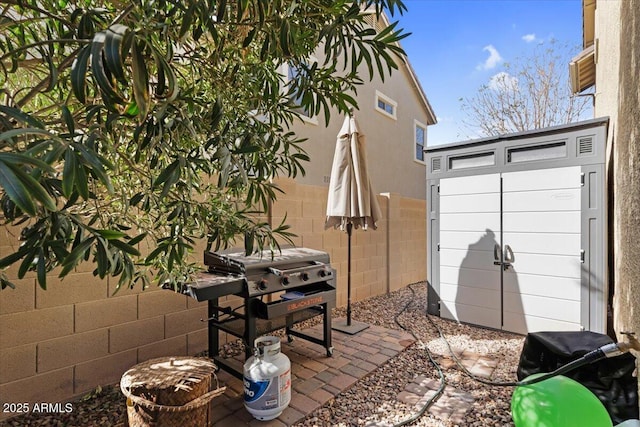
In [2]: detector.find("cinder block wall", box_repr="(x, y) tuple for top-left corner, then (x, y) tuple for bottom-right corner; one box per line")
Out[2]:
(270, 179), (427, 307)
(0, 178), (426, 417)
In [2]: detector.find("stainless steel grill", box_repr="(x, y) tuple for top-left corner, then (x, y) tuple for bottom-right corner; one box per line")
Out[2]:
(171, 247), (336, 378)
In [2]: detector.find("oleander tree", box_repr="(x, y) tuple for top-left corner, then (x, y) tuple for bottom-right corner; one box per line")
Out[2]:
(0, 0), (409, 292)
(461, 40), (592, 137)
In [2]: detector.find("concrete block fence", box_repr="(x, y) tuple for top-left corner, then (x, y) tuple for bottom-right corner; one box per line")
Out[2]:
(0, 177), (426, 418)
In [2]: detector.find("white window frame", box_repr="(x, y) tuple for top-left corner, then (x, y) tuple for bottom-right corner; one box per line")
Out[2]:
(375, 90), (397, 120)
(414, 119), (427, 164)
(282, 57), (319, 125)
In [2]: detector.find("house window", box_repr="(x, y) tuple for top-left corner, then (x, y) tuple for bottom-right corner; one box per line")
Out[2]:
(414, 120), (427, 162)
(375, 90), (397, 120)
(283, 58), (318, 124)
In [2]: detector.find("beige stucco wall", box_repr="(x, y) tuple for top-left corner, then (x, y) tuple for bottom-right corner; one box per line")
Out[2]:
(289, 60), (433, 201)
(591, 0), (640, 407)
(592, 0), (621, 122)
(0, 180), (426, 418)
(269, 178), (426, 305)
(612, 0), (640, 378)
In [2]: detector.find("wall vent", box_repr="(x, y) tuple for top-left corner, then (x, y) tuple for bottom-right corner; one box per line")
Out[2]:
(431, 157), (442, 172)
(578, 136), (594, 156)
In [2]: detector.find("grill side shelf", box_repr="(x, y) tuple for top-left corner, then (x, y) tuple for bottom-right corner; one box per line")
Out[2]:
(184, 274), (245, 301)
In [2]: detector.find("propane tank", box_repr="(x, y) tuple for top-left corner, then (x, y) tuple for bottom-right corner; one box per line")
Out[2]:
(243, 336), (291, 421)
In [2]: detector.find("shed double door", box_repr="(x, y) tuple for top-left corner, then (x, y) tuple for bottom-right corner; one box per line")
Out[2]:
(438, 166), (583, 334)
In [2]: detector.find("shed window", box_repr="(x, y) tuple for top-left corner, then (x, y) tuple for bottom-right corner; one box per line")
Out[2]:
(507, 141), (566, 163)
(449, 152), (495, 170)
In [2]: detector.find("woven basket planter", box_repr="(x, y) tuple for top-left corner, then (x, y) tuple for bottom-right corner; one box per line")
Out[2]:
(120, 357), (226, 427)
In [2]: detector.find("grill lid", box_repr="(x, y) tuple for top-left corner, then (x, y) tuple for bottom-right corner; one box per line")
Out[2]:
(204, 246), (330, 276)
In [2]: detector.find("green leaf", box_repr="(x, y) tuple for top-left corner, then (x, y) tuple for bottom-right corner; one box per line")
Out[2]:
(128, 232), (147, 246)
(78, 12), (95, 39)
(129, 192), (144, 206)
(109, 239), (141, 256)
(91, 32), (125, 106)
(145, 243), (168, 264)
(0, 106), (45, 129)
(72, 142), (114, 193)
(0, 127), (55, 144)
(75, 160), (89, 200)
(152, 160), (180, 198)
(279, 19), (291, 56)
(17, 247), (36, 278)
(131, 39), (150, 120)
(43, 47), (58, 92)
(61, 105), (75, 135)
(6, 162), (59, 212)
(104, 24), (129, 83)
(62, 148), (76, 198)
(243, 28), (257, 48)
(0, 161), (37, 215)
(37, 249), (47, 290)
(71, 45), (91, 104)
(0, 246), (30, 269)
(0, 152), (55, 174)
(217, 0), (227, 22)
(1, 277), (16, 290)
(60, 237), (96, 277)
(94, 239), (110, 278)
(179, 2), (195, 40)
(153, 51), (178, 102)
(257, 0), (265, 24)
(94, 229), (126, 240)
(124, 101), (140, 117)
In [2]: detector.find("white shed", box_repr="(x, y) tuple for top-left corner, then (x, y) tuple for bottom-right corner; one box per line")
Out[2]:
(426, 118), (608, 335)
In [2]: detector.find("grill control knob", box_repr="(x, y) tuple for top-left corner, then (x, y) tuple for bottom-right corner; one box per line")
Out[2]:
(301, 272), (309, 281)
(281, 276), (290, 285)
(318, 269), (328, 278)
(258, 279), (269, 291)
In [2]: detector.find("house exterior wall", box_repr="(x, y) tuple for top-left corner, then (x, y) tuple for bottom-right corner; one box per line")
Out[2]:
(592, 0), (620, 122)
(612, 0), (640, 369)
(289, 57), (433, 201)
(587, 0), (640, 407)
(0, 181), (426, 417)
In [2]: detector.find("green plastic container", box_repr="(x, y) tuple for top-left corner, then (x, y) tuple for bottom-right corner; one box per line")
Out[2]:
(511, 374), (613, 427)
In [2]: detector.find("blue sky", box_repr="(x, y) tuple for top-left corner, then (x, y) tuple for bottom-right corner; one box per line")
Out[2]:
(396, 0), (584, 146)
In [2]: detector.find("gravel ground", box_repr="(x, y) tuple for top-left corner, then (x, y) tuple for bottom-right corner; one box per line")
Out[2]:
(0, 283), (525, 426)
(294, 283), (524, 427)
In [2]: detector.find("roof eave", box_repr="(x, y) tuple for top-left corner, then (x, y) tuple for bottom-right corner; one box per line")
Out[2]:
(583, 0), (596, 48)
(378, 12), (437, 125)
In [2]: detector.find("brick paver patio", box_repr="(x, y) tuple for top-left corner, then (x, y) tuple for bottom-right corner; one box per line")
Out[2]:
(209, 323), (414, 426)
(208, 325), (498, 426)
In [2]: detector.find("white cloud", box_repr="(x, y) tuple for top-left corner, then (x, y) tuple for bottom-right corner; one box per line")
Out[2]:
(477, 45), (503, 71)
(488, 72), (519, 91)
(522, 33), (536, 43)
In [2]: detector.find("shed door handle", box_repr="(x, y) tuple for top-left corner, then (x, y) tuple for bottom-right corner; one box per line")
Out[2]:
(493, 244), (502, 265)
(504, 245), (515, 264)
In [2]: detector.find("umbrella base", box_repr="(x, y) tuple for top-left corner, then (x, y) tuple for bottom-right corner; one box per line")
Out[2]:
(332, 318), (370, 335)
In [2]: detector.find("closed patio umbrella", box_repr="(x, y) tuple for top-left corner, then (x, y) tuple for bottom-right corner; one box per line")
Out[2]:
(325, 113), (382, 334)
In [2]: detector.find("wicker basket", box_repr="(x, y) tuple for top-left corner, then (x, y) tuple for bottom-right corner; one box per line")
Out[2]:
(120, 357), (226, 427)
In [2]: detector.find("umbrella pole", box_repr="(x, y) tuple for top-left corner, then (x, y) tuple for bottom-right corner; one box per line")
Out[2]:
(332, 220), (369, 335)
(346, 221), (353, 326)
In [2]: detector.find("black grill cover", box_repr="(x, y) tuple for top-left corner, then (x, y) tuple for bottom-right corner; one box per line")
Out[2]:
(516, 331), (639, 424)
